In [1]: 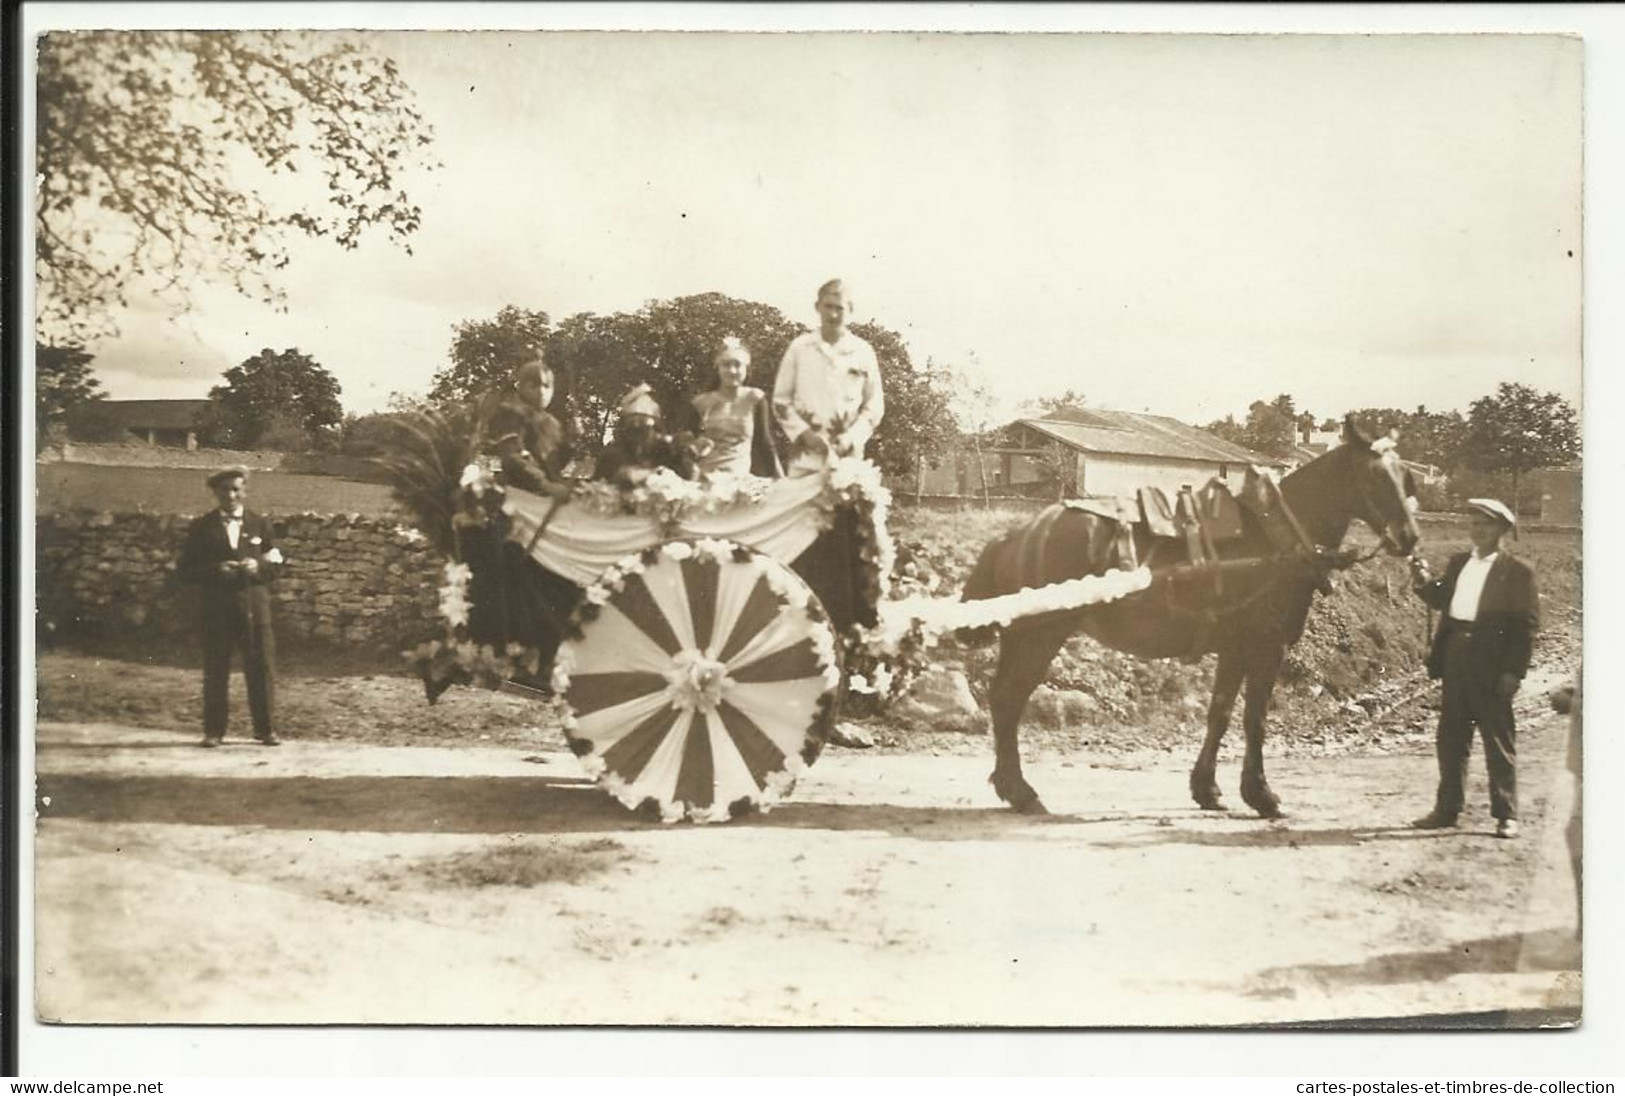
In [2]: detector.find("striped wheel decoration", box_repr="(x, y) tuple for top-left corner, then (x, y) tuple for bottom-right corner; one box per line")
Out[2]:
(556, 539), (842, 823)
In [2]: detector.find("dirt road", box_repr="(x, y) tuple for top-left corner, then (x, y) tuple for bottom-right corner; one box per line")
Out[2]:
(34, 688), (1580, 1028)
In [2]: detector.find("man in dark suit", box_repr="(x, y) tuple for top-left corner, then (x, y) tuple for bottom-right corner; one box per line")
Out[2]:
(1409, 498), (1539, 838)
(177, 466), (284, 746)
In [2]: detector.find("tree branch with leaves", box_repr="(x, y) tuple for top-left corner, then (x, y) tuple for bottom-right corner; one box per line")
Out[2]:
(36, 30), (437, 344)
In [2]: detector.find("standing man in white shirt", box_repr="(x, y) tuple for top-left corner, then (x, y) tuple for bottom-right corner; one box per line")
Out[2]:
(177, 466), (284, 746)
(773, 278), (885, 476)
(1408, 498), (1540, 838)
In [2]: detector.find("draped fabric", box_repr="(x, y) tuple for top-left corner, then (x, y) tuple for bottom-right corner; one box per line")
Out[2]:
(501, 473), (832, 588)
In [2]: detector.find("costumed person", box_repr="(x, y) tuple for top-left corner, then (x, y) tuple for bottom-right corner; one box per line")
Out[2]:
(772, 279), (885, 635)
(1408, 498), (1540, 838)
(593, 383), (696, 491)
(176, 466), (284, 746)
(772, 278), (884, 476)
(456, 354), (581, 695)
(682, 336), (783, 479)
(481, 355), (572, 499)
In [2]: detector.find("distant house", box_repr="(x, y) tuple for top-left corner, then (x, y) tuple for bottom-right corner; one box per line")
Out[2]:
(67, 399), (211, 450)
(911, 407), (1285, 500)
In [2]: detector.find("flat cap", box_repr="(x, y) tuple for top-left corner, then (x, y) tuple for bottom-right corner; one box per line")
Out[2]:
(206, 465), (250, 488)
(1465, 497), (1516, 527)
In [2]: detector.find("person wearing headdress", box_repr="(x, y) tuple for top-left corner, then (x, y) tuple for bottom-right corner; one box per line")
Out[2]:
(176, 465), (285, 746)
(1408, 497), (1540, 838)
(772, 278), (884, 476)
(593, 383), (696, 490)
(681, 336), (783, 479)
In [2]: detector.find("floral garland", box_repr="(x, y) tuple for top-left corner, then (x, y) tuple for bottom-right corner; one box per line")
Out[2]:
(818, 456), (895, 613)
(553, 537), (841, 824)
(403, 472), (550, 694)
(865, 566), (1156, 661)
(403, 559), (548, 693)
(566, 468), (773, 526)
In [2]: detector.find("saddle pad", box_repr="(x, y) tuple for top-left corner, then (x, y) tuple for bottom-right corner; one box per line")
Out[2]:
(1137, 486), (1178, 538)
(1196, 478), (1245, 541)
(1065, 496), (1140, 524)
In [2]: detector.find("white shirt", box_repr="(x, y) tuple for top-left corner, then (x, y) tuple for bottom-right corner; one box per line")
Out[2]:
(773, 330), (884, 475)
(1448, 551), (1498, 621)
(221, 509), (243, 551)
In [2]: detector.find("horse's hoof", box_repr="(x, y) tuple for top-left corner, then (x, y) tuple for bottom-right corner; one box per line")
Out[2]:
(1196, 797), (1228, 812)
(1014, 796), (1050, 816)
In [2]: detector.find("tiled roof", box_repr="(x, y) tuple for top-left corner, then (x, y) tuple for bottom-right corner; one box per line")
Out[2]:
(67, 399), (211, 430)
(1018, 409), (1285, 466)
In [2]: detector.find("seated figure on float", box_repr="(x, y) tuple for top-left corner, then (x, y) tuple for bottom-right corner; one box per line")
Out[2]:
(593, 383), (698, 493)
(450, 354), (582, 695)
(681, 336), (783, 481)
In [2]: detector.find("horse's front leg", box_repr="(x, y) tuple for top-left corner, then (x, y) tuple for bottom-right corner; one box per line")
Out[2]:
(987, 616), (1075, 814)
(1190, 648), (1245, 810)
(1238, 644), (1287, 819)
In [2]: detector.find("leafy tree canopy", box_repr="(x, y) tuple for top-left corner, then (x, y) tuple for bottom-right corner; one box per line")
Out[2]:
(37, 30), (436, 344)
(36, 343), (104, 448)
(1459, 382), (1579, 503)
(202, 347), (344, 449)
(428, 306), (554, 406)
(433, 293), (957, 477)
(1205, 393), (1302, 459)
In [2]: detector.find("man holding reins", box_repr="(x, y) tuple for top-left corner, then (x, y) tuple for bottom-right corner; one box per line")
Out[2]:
(1409, 498), (1540, 839)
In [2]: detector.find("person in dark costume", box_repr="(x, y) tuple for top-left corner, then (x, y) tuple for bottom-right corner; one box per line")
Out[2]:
(593, 384), (697, 490)
(177, 466), (284, 746)
(456, 356), (581, 694)
(1409, 498), (1540, 839)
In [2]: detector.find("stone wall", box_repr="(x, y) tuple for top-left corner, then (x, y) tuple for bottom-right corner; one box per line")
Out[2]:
(37, 510), (445, 652)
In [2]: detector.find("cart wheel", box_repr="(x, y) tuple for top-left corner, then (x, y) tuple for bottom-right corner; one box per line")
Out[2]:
(556, 539), (843, 823)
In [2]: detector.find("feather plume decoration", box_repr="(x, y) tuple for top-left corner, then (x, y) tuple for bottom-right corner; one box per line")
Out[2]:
(368, 399), (493, 557)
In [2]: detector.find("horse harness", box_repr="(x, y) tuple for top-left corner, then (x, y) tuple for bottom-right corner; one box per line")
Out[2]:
(1066, 472), (1372, 630)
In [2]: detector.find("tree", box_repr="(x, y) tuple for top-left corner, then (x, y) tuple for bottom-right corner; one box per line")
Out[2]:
(1023, 388), (1090, 418)
(1242, 394), (1299, 459)
(949, 364), (999, 506)
(36, 30), (436, 344)
(427, 306), (554, 406)
(1204, 394), (1300, 459)
(1460, 382), (1580, 510)
(1346, 405), (1468, 472)
(36, 343), (104, 449)
(202, 347), (344, 449)
(851, 322), (957, 481)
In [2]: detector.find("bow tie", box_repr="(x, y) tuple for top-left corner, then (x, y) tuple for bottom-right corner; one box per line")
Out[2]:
(220, 510), (243, 521)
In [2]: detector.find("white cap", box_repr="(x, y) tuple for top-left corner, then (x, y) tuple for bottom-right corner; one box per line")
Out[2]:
(1465, 498), (1516, 527)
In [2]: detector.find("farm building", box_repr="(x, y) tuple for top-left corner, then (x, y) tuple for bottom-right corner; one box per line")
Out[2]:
(909, 408), (1284, 501)
(66, 399), (211, 449)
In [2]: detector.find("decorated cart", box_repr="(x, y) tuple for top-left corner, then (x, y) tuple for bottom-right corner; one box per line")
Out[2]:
(402, 450), (1170, 824)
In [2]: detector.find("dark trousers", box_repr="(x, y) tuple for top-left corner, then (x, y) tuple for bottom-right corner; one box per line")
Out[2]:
(202, 611), (276, 739)
(1433, 628), (1517, 820)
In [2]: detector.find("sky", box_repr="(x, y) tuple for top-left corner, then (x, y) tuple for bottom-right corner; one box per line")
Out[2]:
(28, 12), (1585, 430)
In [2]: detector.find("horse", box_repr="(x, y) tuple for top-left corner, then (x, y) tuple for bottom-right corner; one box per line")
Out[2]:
(959, 415), (1421, 818)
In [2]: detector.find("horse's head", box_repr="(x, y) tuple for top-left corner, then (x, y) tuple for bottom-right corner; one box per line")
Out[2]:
(1340, 414), (1421, 556)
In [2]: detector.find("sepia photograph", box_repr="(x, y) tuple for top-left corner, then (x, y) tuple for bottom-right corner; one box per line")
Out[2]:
(19, 2), (1601, 1064)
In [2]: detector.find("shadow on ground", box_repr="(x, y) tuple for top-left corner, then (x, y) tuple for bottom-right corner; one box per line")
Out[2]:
(36, 770), (1194, 839)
